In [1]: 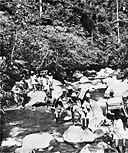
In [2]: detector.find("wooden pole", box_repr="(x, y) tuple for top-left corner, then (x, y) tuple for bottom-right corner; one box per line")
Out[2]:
(11, 29), (17, 62)
(39, 0), (42, 18)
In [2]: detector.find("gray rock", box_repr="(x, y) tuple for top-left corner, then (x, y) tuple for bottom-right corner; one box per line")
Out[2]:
(63, 125), (95, 144)
(16, 133), (54, 153)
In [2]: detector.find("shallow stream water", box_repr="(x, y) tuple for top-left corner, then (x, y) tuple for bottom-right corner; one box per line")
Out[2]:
(1, 89), (107, 153)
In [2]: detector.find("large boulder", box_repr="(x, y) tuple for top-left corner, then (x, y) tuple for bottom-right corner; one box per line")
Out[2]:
(15, 133), (54, 153)
(74, 83), (93, 92)
(104, 79), (128, 97)
(105, 67), (114, 75)
(27, 79), (63, 106)
(2, 138), (21, 147)
(88, 117), (104, 132)
(22, 133), (53, 149)
(52, 85), (63, 99)
(96, 69), (108, 79)
(53, 79), (62, 86)
(103, 76), (121, 87)
(79, 76), (90, 83)
(27, 91), (46, 106)
(63, 125), (95, 144)
(92, 79), (107, 90)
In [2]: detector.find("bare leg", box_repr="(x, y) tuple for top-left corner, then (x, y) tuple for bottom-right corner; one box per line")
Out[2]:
(122, 139), (126, 153)
(115, 139), (121, 153)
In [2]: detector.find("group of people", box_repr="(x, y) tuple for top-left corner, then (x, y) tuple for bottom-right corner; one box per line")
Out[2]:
(106, 108), (127, 153)
(53, 85), (128, 153)
(30, 71), (53, 98)
(10, 70), (128, 153)
(53, 86), (94, 130)
(11, 77), (30, 108)
(105, 93), (128, 153)
(11, 70), (54, 108)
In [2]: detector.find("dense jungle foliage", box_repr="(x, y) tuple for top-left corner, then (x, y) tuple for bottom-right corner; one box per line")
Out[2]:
(0, 0), (128, 85)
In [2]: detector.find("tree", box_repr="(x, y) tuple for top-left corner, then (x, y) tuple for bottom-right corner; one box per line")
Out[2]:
(1, 0), (128, 82)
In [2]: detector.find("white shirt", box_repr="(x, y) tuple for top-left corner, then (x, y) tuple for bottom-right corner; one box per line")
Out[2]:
(113, 119), (127, 139)
(30, 75), (37, 84)
(41, 77), (47, 87)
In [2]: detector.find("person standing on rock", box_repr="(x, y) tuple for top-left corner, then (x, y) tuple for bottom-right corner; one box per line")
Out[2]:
(81, 92), (93, 112)
(43, 73), (52, 106)
(41, 73), (48, 91)
(30, 71), (38, 92)
(69, 92), (80, 124)
(80, 92), (94, 130)
(47, 72), (53, 99)
(36, 73), (42, 91)
(80, 106), (88, 130)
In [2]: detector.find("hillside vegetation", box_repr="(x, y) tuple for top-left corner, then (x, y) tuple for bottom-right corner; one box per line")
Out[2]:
(0, 0), (128, 83)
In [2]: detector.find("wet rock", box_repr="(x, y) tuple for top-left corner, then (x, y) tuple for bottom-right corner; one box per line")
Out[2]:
(22, 133), (53, 148)
(93, 83), (107, 90)
(48, 146), (54, 151)
(104, 78), (128, 97)
(88, 117), (104, 132)
(9, 127), (26, 137)
(96, 68), (114, 79)
(93, 128), (105, 138)
(53, 79), (62, 86)
(96, 69), (109, 79)
(52, 85), (63, 99)
(8, 121), (23, 126)
(63, 125), (95, 144)
(15, 148), (22, 153)
(79, 76), (90, 83)
(53, 134), (64, 143)
(15, 133), (54, 153)
(27, 91), (46, 106)
(2, 138), (21, 147)
(15, 147), (33, 153)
